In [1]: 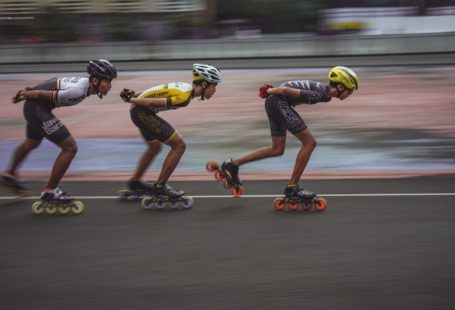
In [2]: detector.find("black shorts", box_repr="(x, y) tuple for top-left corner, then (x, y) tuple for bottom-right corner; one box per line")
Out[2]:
(130, 105), (176, 143)
(23, 100), (71, 144)
(265, 95), (307, 136)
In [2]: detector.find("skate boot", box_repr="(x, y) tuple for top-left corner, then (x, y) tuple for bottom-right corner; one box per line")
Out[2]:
(206, 159), (244, 196)
(0, 173), (30, 197)
(141, 183), (193, 210)
(31, 187), (85, 215)
(273, 184), (327, 212)
(118, 180), (155, 201)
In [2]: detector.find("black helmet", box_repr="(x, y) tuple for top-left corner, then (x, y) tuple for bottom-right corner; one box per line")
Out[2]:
(87, 59), (117, 80)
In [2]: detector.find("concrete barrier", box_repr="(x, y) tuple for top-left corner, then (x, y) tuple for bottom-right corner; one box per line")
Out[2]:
(1, 33), (455, 64)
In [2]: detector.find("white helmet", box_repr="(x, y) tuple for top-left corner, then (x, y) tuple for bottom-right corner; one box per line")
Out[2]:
(192, 63), (222, 84)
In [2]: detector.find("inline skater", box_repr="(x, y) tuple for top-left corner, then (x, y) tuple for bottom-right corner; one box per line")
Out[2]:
(1, 59), (117, 214)
(119, 63), (221, 204)
(216, 66), (359, 203)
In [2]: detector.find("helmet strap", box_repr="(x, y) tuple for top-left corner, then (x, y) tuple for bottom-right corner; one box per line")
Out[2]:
(90, 76), (103, 99)
(335, 84), (346, 97)
(199, 82), (209, 100)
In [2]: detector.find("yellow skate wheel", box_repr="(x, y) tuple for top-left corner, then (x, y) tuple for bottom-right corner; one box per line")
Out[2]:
(206, 161), (219, 172)
(58, 203), (71, 215)
(70, 201), (85, 215)
(273, 197), (285, 211)
(31, 201), (45, 215)
(45, 203), (58, 215)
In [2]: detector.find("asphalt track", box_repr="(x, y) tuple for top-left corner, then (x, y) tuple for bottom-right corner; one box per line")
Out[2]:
(1, 175), (455, 310)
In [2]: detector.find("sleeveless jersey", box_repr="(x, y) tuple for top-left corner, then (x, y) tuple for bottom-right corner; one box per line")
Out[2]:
(136, 82), (194, 113)
(280, 80), (332, 106)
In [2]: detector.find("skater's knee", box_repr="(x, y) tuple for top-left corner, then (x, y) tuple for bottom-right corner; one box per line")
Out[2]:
(270, 146), (285, 157)
(175, 140), (186, 154)
(24, 139), (42, 151)
(303, 138), (317, 152)
(58, 137), (78, 155)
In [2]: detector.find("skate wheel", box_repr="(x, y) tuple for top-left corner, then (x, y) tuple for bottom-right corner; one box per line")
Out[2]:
(58, 203), (71, 215)
(31, 201), (45, 215)
(214, 170), (225, 181)
(181, 196), (194, 209)
(223, 179), (231, 189)
(71, 201), (85, 215)
(170, 201), (180, 209)
(288, 202), (300, 211)
(45, 203), (58, 215)
(301, 203), (312, 211)
(141, 197), (154, 210)
(231, 186), (244, 197)
(314, 197), (327, 211)
(206, 161), (219, 172)
(273, 197), (285, 211)
(117, 189), (131, 201)
(156, 200), (167, 210)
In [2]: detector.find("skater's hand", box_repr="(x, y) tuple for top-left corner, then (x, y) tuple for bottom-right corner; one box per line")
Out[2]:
(258, 83), (274, 98)
(120, 88), (135, 102)
(12, 89), (27, 103)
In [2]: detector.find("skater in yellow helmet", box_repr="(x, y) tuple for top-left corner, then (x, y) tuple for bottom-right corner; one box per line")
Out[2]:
(216, 66), (359, 203)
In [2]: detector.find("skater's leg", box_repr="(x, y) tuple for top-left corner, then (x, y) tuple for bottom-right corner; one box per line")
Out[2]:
(130, 140), (162, 181)
(288, 128), (317, 186)
(5, 138), (42, 176)
(156, 132), (186, 184)
(234, 135), (286, 166)
(44, 136), (78, 190)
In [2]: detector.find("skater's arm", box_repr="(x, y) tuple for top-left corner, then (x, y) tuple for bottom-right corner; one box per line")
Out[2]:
(129, 97), (168, 109)
(265, 86), (301, 98)
(12, 89), (53, 103)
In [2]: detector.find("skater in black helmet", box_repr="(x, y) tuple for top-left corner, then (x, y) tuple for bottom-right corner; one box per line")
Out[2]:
(213, 66), (359, 205)
(1, 59), (117, 214)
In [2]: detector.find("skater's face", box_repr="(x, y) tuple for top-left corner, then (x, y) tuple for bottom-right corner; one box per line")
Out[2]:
(97, 79), (113, 96)
(336, 85), (354, 100)
(203, 83), (217, 100)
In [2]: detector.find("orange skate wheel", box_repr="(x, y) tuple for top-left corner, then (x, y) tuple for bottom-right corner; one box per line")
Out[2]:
(214, 170), (226, 181)
(231, 186), (244, 197)
(206, 161), (219, 172)
(314, 197), (327, 211)
(288, 202), (300, 211)
(273, 197), (285, 211)
(223, 179), (231, 189)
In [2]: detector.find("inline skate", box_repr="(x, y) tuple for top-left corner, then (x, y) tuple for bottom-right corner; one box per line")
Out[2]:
(206, 159), (244, 197)
(0, 173), (30, 197)
(31, 187), (85, 215)
(118, 180), (155, 201)
(141, 183), (193, 210)
(273, 185), (327, 212)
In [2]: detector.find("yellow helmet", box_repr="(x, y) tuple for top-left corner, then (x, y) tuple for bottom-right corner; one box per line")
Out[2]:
(328, 66), (359, 90)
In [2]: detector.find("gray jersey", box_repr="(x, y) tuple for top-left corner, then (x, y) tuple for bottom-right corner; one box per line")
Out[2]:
(281, 80), (331, 106)
(30, 77), (90, 108)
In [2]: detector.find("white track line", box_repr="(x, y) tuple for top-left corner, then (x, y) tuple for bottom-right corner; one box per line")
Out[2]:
(1, 193), (455, 200)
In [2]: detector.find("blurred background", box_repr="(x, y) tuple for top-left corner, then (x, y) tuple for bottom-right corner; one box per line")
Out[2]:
(0, 0), (454, 180)
(1, 0), (455, 62)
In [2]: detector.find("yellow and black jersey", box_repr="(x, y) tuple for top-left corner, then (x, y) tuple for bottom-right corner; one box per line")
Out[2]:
(135, 81), (194, 113)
